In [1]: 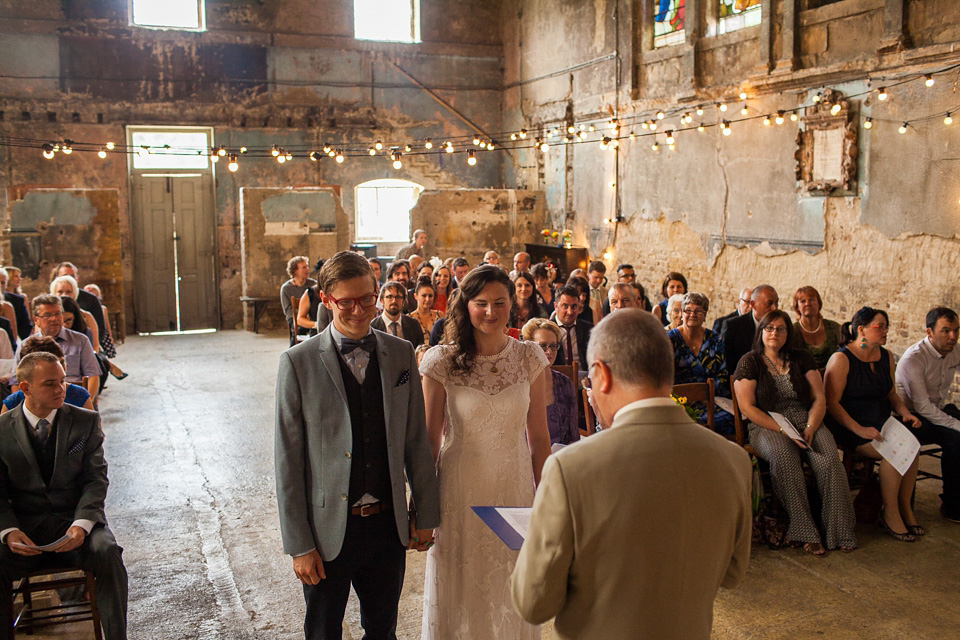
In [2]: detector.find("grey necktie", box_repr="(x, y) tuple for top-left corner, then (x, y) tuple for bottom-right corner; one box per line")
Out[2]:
(390, 322), (399, 337)
(35, 418), (50, 447)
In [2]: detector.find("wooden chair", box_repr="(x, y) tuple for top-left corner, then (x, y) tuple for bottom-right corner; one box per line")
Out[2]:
(917, 444), (943, 482)
(729, 376), (750, 450)
(6, 567), (102, 639)
(581, 388), (596, 436)
(672, 378), (716, 433)
(550, 363), (577, 385)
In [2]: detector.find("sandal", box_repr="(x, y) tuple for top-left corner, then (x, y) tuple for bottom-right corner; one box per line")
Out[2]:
(803, 542), (827, 557)
(878, 513), (915, 542)
(906, 524), (926, 536)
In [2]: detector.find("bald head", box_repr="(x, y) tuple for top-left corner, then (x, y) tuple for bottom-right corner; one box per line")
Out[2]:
(513, 252), (531, 273)
(750, 285), (779, 322)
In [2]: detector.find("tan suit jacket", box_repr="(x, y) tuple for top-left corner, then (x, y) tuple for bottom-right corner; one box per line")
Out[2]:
(510, 403), (752, 640)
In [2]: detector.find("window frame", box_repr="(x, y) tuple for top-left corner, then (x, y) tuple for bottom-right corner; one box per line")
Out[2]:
(354, 179), (424, 243)
(129, 0), (206, 32)
(716, 0), (762, 35)
(354, 0), (421, 44)
(653, 0), (687, 49)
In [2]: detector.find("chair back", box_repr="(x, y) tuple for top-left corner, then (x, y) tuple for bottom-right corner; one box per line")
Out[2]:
(729, 375), (748, 447)
(672, 378), (716, 432)
(551, 362), (577, 384)
(581, 387), (596, 436)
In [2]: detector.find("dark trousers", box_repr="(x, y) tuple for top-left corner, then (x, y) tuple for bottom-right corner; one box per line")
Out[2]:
(303, 510), (406, 640)
(0, 524), (128, 640)
(914, 404), (960, 516)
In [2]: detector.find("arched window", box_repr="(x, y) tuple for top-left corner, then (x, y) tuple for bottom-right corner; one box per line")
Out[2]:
(355, 179), (424, 243)
(354, 0), (420, 43)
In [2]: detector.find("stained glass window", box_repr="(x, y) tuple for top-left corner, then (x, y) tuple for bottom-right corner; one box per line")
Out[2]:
(654, 0), (685, 48)
(719, 0), (761, 35)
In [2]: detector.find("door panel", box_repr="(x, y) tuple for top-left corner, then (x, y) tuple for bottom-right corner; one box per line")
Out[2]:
(172, 175), (217, 331)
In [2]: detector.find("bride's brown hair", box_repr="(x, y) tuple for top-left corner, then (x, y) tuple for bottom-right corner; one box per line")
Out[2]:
(442, 265), (516, 375)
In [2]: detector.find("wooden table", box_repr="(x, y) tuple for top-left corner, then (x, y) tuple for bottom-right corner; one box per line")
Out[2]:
(239, 296), (272, 334)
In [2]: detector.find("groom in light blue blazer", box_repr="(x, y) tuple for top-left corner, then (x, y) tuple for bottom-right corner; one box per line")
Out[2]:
(275, 250), (440, 640)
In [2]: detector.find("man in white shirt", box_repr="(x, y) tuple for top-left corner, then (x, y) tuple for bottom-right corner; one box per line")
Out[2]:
(895, 306), (960, 523)
(370, 281), (424, 347)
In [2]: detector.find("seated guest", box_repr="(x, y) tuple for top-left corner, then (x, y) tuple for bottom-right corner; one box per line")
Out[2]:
(532, 263), (555, 316)
(789, 286), (841, 369)
(408, 254), (424, 278)
(607, 283), (639, 311)
(408, 277), (444, 335)
(510, 252), (531, 279)
(602, 263), (652, 314)
(51, 276), (99, 351)
(385, 259), (416, 312)
(61, 297), (96, 346)
(415, 343), (430, 368)
(53, 263), (108, 355)
(665, 293), (684, 330)
(0, 269), (18, 346)
(655, 272), (687, 326)
(522, 319), (580, 446)
(712, 287), (752, 334)
(280, 256), (315, 346)
(395, 228), (427, 260)
(451, 257), (470, 287)
(587, 261), (608, 307)
(371, 281), (424, 347)
(2, 267), (33, 341)
(552, 285), (592, 370)
(824, 307), (923, 541)
(723, 284), (780, 374)
(416, 260), (434, 282)
(895, 306), (960, 523)
(11, 295), (100, 401)
(734, 310), (857, 554)
(2, 336), (94, 413)
(432, 265), (453, 313)
(483, 250), (501, 266)
(368, 257), (382, 283)
(668, 292), (735, 436)
(513, 272), (547, 327)
(0, 352), (128, 640)
(296, 261), (332, 336)
(567, 275), (602, 324)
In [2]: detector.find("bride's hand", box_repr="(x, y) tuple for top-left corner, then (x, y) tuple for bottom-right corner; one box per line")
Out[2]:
(407, 514), (435, 551)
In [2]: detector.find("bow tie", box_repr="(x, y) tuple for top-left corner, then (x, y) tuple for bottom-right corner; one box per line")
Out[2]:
(341, 334), (377, 354)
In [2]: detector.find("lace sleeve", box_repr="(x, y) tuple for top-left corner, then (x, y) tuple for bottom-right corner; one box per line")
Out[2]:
(521, 340), (550, 382)
(419, 345), (450, 384)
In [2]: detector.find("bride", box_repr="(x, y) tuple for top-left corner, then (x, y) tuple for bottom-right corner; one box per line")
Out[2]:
(419, 265), (552, 639)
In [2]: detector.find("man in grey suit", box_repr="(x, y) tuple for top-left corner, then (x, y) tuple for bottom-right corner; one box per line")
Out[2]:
(275, 251), (440, 640)
(0, 352), (128, 640)
(511, 310), (752, 640)
(370, 281), (424, 348)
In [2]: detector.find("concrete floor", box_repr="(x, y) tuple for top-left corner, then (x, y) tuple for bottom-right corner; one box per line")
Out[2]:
(20, 330), (960, 639)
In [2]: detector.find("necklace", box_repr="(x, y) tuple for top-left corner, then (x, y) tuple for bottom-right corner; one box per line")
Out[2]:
(763, 353), (789, 375)
(799, 317), (823, 334)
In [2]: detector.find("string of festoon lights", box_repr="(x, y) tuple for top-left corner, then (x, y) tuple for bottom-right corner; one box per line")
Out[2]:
(4, 63), (960, 172)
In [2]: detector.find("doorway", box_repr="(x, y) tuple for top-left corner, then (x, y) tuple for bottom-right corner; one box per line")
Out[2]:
(128, 127), (219, 333)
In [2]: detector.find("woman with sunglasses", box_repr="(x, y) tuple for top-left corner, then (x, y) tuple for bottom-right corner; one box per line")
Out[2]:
(734, 310), (856, 555)
(522, 318), (580, 446)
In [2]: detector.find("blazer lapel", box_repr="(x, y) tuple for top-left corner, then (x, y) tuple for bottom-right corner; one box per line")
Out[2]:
(10, 407), (43, 483)
(317, 328), (348, 407)
(375, 334), (394, 441)
(49, 407), (73, 487)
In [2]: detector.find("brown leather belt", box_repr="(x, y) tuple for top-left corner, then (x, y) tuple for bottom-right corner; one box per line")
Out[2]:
(350, 502), (391, 517)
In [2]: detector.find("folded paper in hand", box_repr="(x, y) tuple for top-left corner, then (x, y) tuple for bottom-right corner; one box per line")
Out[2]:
(769, 411), (809, 449)
(871, 416), (921, 476)
(10, 534), (70, 552)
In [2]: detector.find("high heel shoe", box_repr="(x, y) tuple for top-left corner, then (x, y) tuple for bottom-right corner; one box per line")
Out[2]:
(878, 512), (915, 542)
(111, 371), (128, 380)
(905, 524), (926, 536)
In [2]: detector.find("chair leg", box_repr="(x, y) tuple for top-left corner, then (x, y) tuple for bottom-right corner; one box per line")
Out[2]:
(2, 582), (14, 639)
(85, 572), (103, 640)
(21, 576), (33, 635)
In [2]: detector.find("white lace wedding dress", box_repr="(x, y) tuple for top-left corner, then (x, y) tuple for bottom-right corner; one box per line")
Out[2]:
(419, 338), (548, 640)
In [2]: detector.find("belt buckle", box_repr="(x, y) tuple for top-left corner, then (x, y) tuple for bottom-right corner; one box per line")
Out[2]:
(359, 503), (379, 517)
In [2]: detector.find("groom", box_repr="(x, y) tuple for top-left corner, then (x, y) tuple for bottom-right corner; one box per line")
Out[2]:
(275, 250), (440, 640)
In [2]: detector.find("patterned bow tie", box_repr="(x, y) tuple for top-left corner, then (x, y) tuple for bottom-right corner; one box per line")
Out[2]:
(341, 334), (377, 354)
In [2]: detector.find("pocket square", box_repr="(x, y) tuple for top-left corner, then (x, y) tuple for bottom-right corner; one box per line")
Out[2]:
(68, 437), (86, 455)
(395, 370), (410, 387)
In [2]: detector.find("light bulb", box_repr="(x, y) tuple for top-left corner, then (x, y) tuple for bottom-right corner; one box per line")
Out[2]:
(479, 141), (487, 149)
(600, 137), (609, 150)
(510, 133), (517, 140)
(877, 87), (887, 101)
(323, 143), (332, 153)
(696, 107), (704, 116)
(899, 122), (908, 134)
(577, 131), (586, 140)
(864, 117), (873, 129)
(763, 116), (771, 126)
(467, 150), (477, 166)
(105, 141), (115, 150)
(42, 144), (55, 159)
(656, 111), (665, 120)
(740, 106), (748, 116)
(641, 121), (649, 130)
(519, 129), (527, 139)
(310, 151), (321, 161)
(271, 145), (280, 157)
(925, 74), (935, 87)
(285, 152), (292, 161)
(739, 91), (747, 100)
(568, 125), (576, 134)
(335, 150), (345, 163)
(277, 154), (285, 164)
(813, 93), (822, 103)
(62, 143), (73, 155)
(539, 141), (549, 153)
(473, 135), (481, 146)
(790, 112), (799, 122)
(445, 142), (454, 153)
(608, 181), (616, 188)
(650, 122), (657, 131)
(217, 146), (227, 157)
(97, 148), (107, 159)
(327, 149), (336, 157)
(775, 111), (785, 125)
(393, 159), (402, 170)
(375, 140), (383, 150)
(628, 131), (636, 139)
(404, 144), (412, 152)
(719, 103), (728, 112)
(368, 147), (376, 156)
(665, 131), (675, 145)
(946, 113), (954, 125)
(697, 123), (705, 132)
(722, 121), (732, 136)
(240, 146), (247, 154)
(588, 125), (595, 132)
(830, 103), (842, 115)
(425, 138), (433, 149)
(487, 141), (495, 150)
(651, 142), (659, 151)
(211, 154), (219, 163)
(228, 155), (239, 172)
(668, 144), (675, 151)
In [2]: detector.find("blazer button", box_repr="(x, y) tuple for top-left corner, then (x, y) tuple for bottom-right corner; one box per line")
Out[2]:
(345, 452), (352, 458)
(341, 494), (347, 501)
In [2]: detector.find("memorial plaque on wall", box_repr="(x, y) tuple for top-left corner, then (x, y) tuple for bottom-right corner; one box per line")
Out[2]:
(795, 89), (858, 195)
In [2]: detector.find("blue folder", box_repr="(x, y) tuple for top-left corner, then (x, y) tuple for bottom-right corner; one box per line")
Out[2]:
(472, 506), (526, 550)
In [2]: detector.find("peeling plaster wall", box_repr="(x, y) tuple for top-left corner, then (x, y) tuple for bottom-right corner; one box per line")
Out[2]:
(0, 0), (505, 333)
(505, 0), (960, 358)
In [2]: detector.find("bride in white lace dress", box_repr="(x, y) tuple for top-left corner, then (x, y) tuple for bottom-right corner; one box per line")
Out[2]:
(419, 265), (552, 640)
